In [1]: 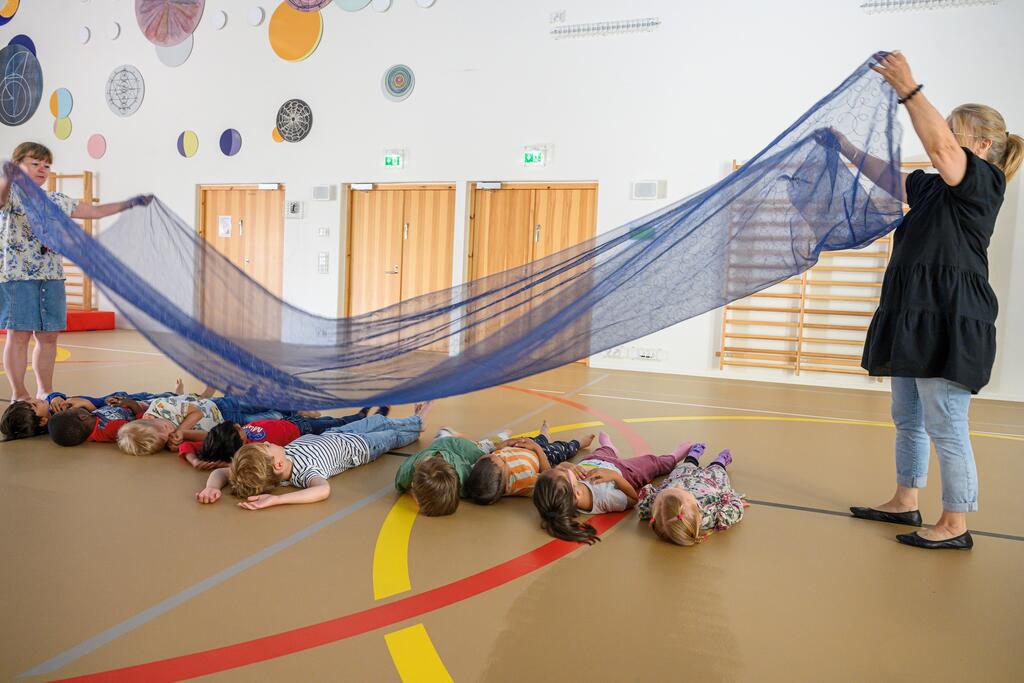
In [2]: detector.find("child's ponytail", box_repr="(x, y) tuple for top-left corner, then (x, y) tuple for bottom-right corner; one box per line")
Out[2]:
(532, 476), (600, 545)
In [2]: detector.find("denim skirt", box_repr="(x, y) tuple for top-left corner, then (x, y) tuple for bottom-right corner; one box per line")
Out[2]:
(0, 279), (67, 331)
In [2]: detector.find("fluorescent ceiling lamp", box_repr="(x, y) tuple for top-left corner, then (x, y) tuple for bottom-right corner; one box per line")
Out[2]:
(861, 0), (999, 13)
(551, 17), (661, 39)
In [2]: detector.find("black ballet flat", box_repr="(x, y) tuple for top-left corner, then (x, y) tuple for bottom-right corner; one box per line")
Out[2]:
(849, 506), (923, 526)
(896, 530), (974, 550)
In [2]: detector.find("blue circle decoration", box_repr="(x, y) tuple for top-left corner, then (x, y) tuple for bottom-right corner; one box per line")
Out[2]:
(8, 34), (35, 56)
(381, 64), (414, 102)
(0, 44), (43, 126)
(219, 128), (242, 156)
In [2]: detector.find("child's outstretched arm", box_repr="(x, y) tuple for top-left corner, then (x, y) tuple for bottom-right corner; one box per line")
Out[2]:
(196, 469), (230, 504)
(238, 477), (331, 511)
(180, 441), (227, 470)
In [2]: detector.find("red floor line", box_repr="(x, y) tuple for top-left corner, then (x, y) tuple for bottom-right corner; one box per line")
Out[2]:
(56, 387), (651, 682)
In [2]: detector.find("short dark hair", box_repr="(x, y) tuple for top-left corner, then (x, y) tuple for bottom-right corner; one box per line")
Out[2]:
(411, 456), (460, 516)
(465, 457), (504, 505)
(201, 422), (245, 462)
(1, 401), (45, 440)
(48, 408), (94, 447)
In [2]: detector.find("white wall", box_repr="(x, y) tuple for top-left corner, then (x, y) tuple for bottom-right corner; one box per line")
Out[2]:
(7, 0), (1023, 400)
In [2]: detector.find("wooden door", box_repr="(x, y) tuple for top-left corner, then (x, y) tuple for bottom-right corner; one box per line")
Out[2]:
(400, 189), (455, 352)
(198, 186), (285, 339)
(532, 188), (597, 260)
(347, 190), (404, 316)
(469, 189), (535, 280)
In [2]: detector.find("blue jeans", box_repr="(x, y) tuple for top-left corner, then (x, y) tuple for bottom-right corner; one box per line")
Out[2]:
(324, 413), (422, 458)
(891, 377), (978, 513)
(212, 397), (286, 424)
(288, 411), (367, 435)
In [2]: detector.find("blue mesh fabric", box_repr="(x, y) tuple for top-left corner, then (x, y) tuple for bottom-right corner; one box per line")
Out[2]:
(4, 56), (904, 409)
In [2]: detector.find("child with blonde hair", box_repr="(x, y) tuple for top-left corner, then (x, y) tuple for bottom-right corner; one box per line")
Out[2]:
(636, 445), (746, 546)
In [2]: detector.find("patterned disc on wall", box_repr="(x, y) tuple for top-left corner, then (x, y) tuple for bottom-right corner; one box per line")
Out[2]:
(219, 128), (242, 156)
(0, 44), (43, 126)
(286, 0), (331, 10)
(136, 0), (205, 47)
(275, 98), (312, 142)
(106, 64), (145, 117)
(381, 64), (414, 102)
(0, 0), (20, 27)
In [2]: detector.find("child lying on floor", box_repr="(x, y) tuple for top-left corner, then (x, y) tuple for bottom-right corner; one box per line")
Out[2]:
(116, 387), (315, 456)
(1, 385), (178, 441)
(465, 421), (595, 504)
(531, 433), (695, 544)
(636, 444), (746, 546)
(393, 418), (509, 516)
(177, 407), (389, 469)
(196, 406), (428, 510)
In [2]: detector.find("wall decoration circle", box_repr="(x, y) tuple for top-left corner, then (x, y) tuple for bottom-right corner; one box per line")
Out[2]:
(105, 64), (145, 117)
(415, 0), (435, 7)
(78, 26), (92, 44)
(287, 0), (331, 10)
(155, 32), (193, 66)
(370, 0), (391, 12)
(49, 88), (73, 118)
(268, 2), (323, 62)
(0, 44), (43, 126)
(54, 117), (72, 140)
(247, 6), (265, 26)
(381, 64), (414, 102)
(0, 0), (20, 27)
(275, 98), (312, 142)
(108, 22), (121, 40)
(8, 34), (35, 55)
(136, 0), (205, 47)
(219, 128), (242, 156)
(271, 127), (284, 143)
(334, 0), (370, 11)
(87, 133), (107, 159)
(211, 9), (228, 29)
(177, 129), (199, 157)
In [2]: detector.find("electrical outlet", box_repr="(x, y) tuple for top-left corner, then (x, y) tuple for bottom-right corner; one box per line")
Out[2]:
(316, 252), (329, 274)
(317, 227), (329, 237)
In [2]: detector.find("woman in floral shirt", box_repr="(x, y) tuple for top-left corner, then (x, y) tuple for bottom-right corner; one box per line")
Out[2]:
(637, 443), (746, 546)
(0, 142), (151, 401)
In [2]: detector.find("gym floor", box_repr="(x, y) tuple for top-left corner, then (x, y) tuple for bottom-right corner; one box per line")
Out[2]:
(2, 330), (1022, 681)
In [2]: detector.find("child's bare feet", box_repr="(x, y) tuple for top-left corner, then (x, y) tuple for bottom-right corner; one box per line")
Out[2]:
(199, 384), (215, 399)
(174, 378), (184, 394)
(414, 400), (433, 418)
(297, 410), (321, 418)
(578, 433), (595, 449)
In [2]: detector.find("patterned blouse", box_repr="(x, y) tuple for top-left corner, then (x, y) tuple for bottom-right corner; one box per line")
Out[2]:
(636, 461), (745, 532)
(0, 186), (78, 283)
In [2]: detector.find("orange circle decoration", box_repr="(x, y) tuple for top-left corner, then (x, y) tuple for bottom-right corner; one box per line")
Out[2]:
(0, 0), (20, 26)
(268, 1), (323, 62)
(272, 127), (284, 143)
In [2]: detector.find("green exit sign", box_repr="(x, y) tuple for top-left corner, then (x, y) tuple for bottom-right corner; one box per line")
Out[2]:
(523, 148), (546, 166)
(383, 150), (404, 168)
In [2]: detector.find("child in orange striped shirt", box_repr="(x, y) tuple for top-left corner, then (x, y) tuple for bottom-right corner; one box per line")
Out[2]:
(465, 422), (594, 505)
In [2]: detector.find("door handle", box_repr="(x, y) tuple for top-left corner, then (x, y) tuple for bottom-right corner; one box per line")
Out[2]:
(534, 223), (541, 242)
(403, 223), (409, 240)
(239, 218), (244, 237)
(385, 264), (399, 274)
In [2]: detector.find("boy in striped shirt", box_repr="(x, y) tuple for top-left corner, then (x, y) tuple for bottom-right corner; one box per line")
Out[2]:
(465, 422), (595, 505)
(196, 404), (429, 509)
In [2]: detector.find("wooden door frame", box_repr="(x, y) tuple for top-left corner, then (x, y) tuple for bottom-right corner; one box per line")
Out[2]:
(195, 183), (286, 324)
(343, 182), (456, 316)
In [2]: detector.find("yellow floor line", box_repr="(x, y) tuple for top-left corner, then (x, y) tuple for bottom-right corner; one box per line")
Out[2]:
(372, 494), (420, 600)
(384, 624), (454, 683)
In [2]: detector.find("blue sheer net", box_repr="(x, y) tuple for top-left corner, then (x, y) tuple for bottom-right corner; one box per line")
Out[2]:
(4, 55), (903, 409)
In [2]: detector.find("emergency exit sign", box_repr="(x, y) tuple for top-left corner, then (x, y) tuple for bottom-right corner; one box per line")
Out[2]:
(383, 149), (404, 168)
(523, 147), (547, 166)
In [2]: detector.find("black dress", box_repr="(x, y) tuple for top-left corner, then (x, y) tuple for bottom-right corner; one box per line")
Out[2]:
(862, 148), (1005, 394)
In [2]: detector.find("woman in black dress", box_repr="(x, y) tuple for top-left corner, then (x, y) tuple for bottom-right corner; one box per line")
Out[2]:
(834, 53), (1021, 549)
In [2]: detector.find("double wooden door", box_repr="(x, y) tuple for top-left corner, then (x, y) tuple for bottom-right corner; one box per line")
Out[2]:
(198, 186), (285, 338)
(468, 184), (598, 352)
